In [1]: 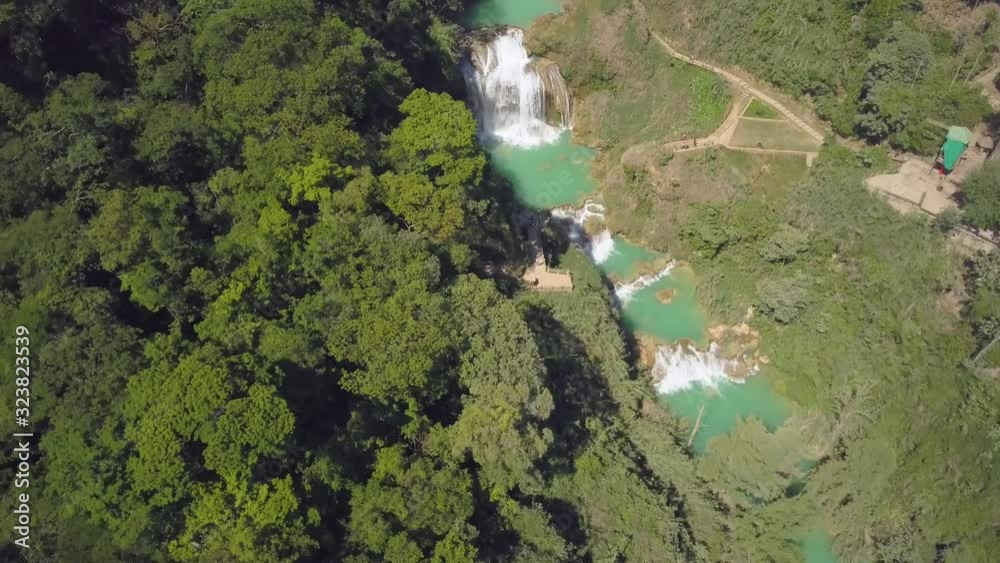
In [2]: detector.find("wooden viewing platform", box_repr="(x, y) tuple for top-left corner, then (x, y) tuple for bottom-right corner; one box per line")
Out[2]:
(516, 209), (575, 292)
(523, 252), (573, 291)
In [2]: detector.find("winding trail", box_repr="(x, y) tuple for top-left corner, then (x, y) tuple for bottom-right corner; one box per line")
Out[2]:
(651, 32), (825, 161)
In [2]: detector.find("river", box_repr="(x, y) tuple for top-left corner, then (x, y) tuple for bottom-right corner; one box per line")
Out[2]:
(462, 1), (836, 560)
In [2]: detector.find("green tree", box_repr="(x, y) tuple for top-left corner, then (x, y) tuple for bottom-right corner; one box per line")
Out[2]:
(203, 383), (296, 479)
(932, 207), (964, 233)
(22, 73), (122, 201)
(682, 204), (735, 258)
(448, 276), (554, 495)
(347, 445), (477, 561)
(967, 249), (1000, 362)
(0, 84), (45, 219)
(295, 214), (452, 402)
(385, 89), (485, 193)
(169, 477), (318, 563)
(88, 186), (196, 314)
(130, 101), (219, 182)
(379, 89), (486, 241)
(962, 161), (1000, 232)
(759, 225), (810, 263)
(380, 171), (465, 241)
(124, 340), (232, 505)
(699, 419), (807, 508)
(757, 273), (811, 323)
(126, 6), (196, 101)
(191, 0), (410, 138)
(856, 23), (933, 141)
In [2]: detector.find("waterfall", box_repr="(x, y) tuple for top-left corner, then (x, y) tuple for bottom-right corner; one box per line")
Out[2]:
(533, 58), (574, 130)
(652, 342), (758, 394)
(550, 203), (760, 395)
(589, 230), (615, 264)
(551, 201), (616, 263)
(464, 27), (573, 147)
(613, 262), (676, 304)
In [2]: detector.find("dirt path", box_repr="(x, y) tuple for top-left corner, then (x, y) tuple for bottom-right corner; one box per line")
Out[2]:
(651, 32), (826, 146)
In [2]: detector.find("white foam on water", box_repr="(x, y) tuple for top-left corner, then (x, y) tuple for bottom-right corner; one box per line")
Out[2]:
(613, 262), (676, 304)
(551, 201), (616, 263)
(463, 28), (567, 147)
(589, 229), (615, 263)
(652, 342), (756, 394)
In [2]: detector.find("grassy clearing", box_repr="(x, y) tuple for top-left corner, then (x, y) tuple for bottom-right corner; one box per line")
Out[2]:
(597, 53), (730, 147)
(729, 119), (822, 152)
(599, 0), (629, 13)
(742, 98), (780, 119)
(716, 149), (810, 203)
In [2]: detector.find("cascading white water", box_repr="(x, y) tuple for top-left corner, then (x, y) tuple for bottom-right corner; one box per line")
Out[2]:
(552, 200), (757, 393)
(464, 28), (570, 147)
(551, 201), (617, 263)
(462, 29), (761, 395)
(613, 262), (676, 304)
(652, 342), (758, 394)
(588, 230), (615, 263)
(550, 201), (759, 394)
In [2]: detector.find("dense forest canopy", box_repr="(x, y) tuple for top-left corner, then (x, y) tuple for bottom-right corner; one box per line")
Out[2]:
(1, 0), (999, 562)
(0, 1), (723, 561)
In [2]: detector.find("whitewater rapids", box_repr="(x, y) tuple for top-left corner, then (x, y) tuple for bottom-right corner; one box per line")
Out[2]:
(463, 28), (572, 147)
(551, 201), (616, 264)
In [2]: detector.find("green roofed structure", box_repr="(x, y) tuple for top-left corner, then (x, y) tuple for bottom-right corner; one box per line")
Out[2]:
(939, 126), (973, 172)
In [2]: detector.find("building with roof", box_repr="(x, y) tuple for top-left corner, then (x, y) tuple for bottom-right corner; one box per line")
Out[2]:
(937, 126), (973, 173)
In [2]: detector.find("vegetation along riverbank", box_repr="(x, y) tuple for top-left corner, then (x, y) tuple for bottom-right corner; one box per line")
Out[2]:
(0, 0), (998, 562)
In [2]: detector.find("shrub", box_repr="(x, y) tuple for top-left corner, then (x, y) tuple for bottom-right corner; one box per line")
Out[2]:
(932, 207), (963, 234)
(757, 273), (811, 323)
(681, 204), (733, 258)
(962, 161), (1000, 232)
(759, 225), (810, 263)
